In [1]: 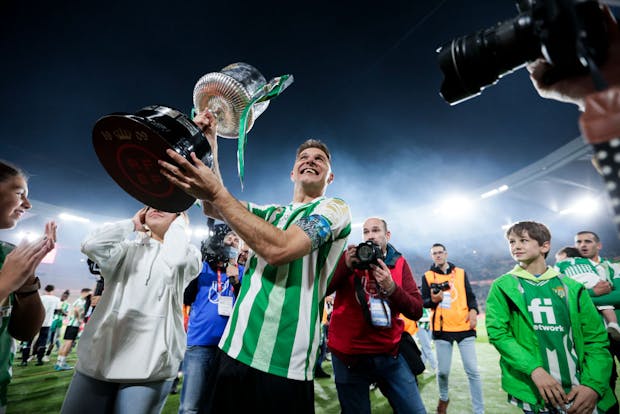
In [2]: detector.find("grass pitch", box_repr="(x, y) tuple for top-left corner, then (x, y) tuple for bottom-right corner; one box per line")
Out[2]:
(7, 321), (617, 413)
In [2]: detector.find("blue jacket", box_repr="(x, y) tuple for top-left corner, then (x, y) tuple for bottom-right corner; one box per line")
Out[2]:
(187, 262), (243, 346)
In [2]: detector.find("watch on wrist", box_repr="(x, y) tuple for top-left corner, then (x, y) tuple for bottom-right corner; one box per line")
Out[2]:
(15, 277), (41, 295)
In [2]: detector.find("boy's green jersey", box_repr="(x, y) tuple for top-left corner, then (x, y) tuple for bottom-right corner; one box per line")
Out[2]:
(486, 265), (615, 413)
(517, 277), (579, 394)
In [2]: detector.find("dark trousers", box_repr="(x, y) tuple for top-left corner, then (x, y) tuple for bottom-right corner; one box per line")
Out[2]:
(34, 327), (50, 362)
(201, 350), (314, 414)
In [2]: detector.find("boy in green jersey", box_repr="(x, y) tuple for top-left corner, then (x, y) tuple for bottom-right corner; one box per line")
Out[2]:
(486, 221), (615, 413)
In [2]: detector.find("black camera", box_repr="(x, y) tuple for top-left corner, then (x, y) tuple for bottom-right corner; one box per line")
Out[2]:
(354, 241), (384, 270)
(437, 0), (609, 105)
(431, 281), (451, 294)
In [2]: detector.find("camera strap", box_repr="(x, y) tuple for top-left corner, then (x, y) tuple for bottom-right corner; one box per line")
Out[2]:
(354, 275), (373, 326)
(354, 274), (391, 328)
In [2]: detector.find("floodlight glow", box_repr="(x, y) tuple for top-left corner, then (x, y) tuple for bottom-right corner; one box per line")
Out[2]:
(59, 212), (90, 223)
(191, 226), (211, 238)
(433, 196), (474, 217)
(481, 184), (509, 199)
(558, 197), (600, 215)
(480, 189), (499, 199)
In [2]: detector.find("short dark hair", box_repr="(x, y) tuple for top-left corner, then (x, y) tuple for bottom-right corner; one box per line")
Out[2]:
(44, 284), (55, 292)
(81, 288), (92, 294)
(431, 243), (446, 252)
(0, 160), (27, 183)
(576, 230), (600, 243)
(556, 246), (582, 258)
(296, 139), (331, 162)
(506, 221), (551, 257)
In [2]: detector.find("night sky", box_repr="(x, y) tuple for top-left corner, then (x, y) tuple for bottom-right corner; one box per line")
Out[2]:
(2, 0), (619, 287)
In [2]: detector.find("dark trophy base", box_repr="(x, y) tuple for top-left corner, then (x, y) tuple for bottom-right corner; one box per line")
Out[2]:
(92, 105), (212, 213)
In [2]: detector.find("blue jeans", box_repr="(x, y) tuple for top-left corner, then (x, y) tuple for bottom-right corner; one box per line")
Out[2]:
(435, 337), (484, 414)
(61, 370), (173, 414)
(415, 327), (437, 371)
(331, 352), (426, 414)
(178, 346), (217, 414)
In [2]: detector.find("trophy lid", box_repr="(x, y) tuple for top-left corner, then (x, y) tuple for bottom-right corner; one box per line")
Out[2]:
(92, 105), (212, 213)
(192, 62), (270, 138)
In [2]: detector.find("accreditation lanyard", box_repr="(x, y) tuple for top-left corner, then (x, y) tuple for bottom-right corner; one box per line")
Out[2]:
(217, 269), (223, 293)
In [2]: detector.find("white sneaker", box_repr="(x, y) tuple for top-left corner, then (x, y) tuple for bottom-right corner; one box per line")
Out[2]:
(607, 322), (620, 341)
(42, 356), (50, 362)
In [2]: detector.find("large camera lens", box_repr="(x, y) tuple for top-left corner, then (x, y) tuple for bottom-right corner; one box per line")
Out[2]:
(354, 241), (383, 269)
(438, 12), (540, 105)
(437, 0), (609, 105)
(357, 243), (376, 262)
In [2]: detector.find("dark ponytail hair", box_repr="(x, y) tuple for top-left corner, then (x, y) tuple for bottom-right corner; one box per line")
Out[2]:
(0, 160), (27, 183)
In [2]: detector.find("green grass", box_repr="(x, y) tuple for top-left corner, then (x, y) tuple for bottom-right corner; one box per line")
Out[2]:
(7, 323), (619, 413)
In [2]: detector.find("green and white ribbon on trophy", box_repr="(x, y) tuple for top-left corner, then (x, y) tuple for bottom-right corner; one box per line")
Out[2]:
(237, 74), (293, 186)
(192, 63), (294, 188)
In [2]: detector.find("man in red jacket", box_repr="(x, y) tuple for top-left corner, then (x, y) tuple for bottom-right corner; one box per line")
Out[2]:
(327, 217), (425, 414)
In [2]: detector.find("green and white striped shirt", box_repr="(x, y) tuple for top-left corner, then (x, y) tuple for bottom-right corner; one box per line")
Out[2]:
(219, 196), (351, 380)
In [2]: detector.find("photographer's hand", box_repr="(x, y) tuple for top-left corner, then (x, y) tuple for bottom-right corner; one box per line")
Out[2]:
(527, 6), (620, 110)
(226, 261), (239, 286)
(430, 288), (444, 304)
(370, 259), (395, 296)
(343, 244), (358, 269)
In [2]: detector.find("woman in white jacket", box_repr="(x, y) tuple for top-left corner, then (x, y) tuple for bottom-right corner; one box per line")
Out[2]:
(61, 206), (201, 414)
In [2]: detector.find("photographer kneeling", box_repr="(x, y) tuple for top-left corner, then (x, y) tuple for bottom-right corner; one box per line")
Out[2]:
(326, 217), (426, 414)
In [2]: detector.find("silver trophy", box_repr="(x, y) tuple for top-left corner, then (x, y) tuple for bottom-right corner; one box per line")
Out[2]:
(193, 62), (293, 186)
(193, 62), (270, 138)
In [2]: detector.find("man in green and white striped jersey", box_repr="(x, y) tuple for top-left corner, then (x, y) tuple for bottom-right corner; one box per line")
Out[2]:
(160, 111), (351, 413)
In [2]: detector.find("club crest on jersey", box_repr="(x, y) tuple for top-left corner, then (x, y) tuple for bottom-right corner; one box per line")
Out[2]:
(553, 286), (566, 299)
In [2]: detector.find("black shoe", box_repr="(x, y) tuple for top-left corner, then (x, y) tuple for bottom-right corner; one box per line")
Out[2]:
(20, 361), (27, 367)
(35, 361), (44, 366)
(314, 367), (330, 379)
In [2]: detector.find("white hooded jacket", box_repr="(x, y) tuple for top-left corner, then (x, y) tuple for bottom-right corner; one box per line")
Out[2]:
(78, 216), (201, 382)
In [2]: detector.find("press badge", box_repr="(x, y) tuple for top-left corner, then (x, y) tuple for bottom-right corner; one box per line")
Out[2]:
(369, 296), (391, 328)
(439, 291), (452, 309)
(218, 295), (233, 316)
